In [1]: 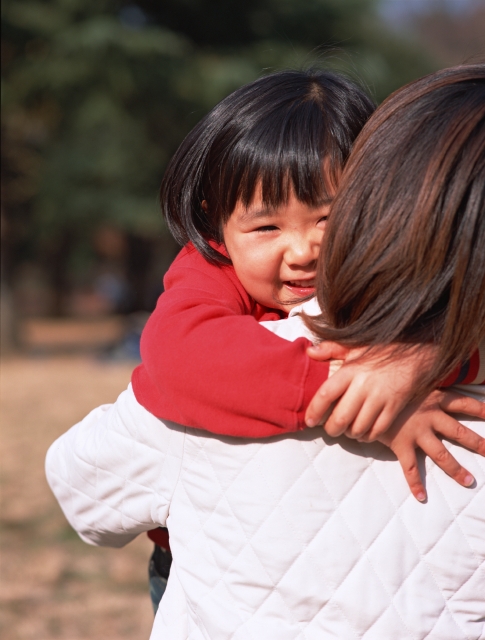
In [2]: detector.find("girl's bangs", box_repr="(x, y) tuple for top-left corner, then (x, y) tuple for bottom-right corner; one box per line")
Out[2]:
(215, 106), (338, 218)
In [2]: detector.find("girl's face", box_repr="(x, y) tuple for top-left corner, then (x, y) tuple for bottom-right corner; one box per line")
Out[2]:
(222, 185), (331, 312)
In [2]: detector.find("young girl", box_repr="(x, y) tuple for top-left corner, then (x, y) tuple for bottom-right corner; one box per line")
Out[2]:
(45, 65), (485, 638)
(127, 69), (484, 610)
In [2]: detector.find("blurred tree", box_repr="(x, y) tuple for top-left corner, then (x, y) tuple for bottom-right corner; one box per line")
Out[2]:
(409, 0), (485, 66)
(1, 0), (436, 316)
(136, 0), (437, 102)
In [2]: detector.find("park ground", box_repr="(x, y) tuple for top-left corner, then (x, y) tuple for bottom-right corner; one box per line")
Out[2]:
(0, 355), (154, 639)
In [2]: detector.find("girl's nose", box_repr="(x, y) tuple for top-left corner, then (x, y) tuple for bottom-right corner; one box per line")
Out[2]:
(285, 230), (321, 267)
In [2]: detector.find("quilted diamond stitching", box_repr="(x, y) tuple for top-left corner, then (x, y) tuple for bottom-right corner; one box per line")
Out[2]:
(349, 440), (484, 640)
(177, 443), (261, 640)
(47, 389), (485, 640)
(180, 439), (311, 639)
(59, 403), (180, 536)
(175, 429), (485, 639)
(361, 456), (465, 639)
(183, 437), (374, 639)
(419, 454), (485, 640)
(302, 444), (419, 639)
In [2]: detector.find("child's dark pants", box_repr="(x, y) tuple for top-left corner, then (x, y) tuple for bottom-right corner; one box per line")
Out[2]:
(148, 543), (173, 614)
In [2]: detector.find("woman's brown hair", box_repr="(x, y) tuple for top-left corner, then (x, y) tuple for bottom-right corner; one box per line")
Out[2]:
(308, 64), (485, 391)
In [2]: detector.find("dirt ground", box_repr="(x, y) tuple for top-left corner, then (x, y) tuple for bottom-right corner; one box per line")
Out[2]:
(0, 355), (155, 639)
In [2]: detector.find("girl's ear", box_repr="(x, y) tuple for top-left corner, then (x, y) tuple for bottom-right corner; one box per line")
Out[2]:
(201, 200), (208, 212)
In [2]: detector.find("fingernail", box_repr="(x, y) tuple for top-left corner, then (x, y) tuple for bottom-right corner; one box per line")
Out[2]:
(306, 418), (316, 427)
(417, 491), (426, 502)
(464, 474), (475, 487)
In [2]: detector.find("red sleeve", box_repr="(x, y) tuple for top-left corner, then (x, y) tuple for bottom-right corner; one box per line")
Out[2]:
(440, 341), (485, 386)
(131, 244), (330, 438)
(147, 528), (170, 551)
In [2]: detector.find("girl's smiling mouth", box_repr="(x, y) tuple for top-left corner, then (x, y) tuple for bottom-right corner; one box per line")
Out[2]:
(283, 279), (316, 296)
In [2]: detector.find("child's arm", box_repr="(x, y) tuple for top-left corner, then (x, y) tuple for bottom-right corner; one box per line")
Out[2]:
(305, 341), (485, 435)
(45, 386), (184, 547)
(132, 245), (330, 438)
(304, 341), (485, 500)
(261, 307), (484, 498)
(134, 244), (482, 442)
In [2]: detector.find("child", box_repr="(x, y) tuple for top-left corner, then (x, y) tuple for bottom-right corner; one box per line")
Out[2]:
(128, 70), (485, 611)
(138, 68), (375, 609)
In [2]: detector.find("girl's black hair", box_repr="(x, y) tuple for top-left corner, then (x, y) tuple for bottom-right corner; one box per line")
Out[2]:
(160, 69), (376, 264)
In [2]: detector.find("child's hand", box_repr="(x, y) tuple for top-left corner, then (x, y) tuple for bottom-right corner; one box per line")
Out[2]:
(376, 390), (485, 501)
(305, 342), (436, 439)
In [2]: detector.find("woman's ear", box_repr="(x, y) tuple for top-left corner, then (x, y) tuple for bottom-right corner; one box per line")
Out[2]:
(201, 200), (208, 212)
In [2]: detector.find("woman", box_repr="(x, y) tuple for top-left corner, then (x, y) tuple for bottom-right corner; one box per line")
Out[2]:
(46, 65), (485, 639)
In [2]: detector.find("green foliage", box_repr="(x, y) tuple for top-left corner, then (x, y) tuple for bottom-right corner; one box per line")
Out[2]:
(2, 0), (437, 303)
(3, 0), (191, 243)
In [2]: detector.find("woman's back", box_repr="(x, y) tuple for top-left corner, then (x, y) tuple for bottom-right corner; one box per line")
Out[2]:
(47, 377), (485, 640)
(167, 419), (484, 639)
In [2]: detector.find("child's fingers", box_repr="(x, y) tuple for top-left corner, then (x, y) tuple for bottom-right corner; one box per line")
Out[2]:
(431, 415), (485, 457)
(354, 405), (398, 442)
(324, 388), (367, 437)
(438, 391), (485, 419)
(383, 437), (426, 501)
(417, 425), (475, 488)
(344, 400), (386, 441)
(307, 341), (350, 362)
(305, 367), (354, 428)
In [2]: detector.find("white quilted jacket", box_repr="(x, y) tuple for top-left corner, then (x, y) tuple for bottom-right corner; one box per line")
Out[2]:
(46, 302), (485, 640)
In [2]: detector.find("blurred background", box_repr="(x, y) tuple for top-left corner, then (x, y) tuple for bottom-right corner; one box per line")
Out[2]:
(1, 1), (484, 638)
(2, 0), (484, 353)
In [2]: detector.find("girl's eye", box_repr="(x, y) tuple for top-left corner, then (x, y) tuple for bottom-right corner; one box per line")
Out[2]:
(255, 225), (279, 233)
(317, 216), (328, 226)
